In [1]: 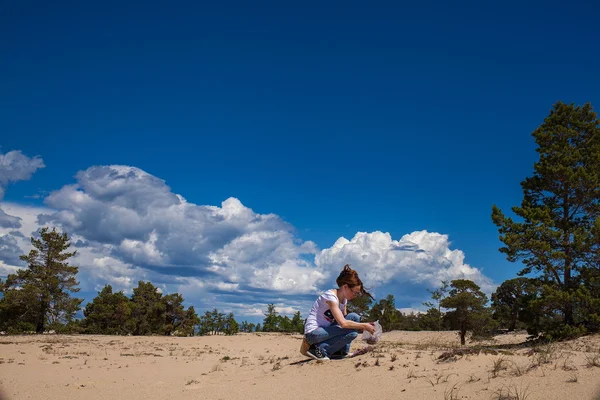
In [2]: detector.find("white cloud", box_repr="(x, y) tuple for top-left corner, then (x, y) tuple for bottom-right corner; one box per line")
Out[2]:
(33, 165), (323, 296)
(315, 230), (496, 294)
(398, 307), (425, 315)
(0, 150), (45, 200)
(0, 162), (497, 317)
(0, 208), (22, 228)
(0, 202), (54, 274)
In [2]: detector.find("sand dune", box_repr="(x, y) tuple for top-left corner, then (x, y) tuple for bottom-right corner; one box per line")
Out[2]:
(1, 331), (599, 399)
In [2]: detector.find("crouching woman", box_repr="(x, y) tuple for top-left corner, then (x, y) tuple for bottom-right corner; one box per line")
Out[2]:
(303, 264), (376, 360)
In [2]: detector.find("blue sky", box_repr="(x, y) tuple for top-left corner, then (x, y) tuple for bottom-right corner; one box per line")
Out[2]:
(1, 1), (599, 323)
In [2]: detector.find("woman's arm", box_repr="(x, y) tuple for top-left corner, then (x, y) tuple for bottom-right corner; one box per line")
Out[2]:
(326, 300), (374, 333)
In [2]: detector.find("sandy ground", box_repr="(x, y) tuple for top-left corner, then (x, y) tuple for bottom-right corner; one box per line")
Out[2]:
(1, 331), (599, 400)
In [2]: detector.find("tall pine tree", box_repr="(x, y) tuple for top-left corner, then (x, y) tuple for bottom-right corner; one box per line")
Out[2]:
(492, 102), (600, 338)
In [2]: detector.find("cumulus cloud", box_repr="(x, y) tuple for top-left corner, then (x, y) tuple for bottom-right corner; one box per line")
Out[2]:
(37, 165), (323, 296)
(0, 203), (51, 275)
(0, 150), (45, 200)
(0, 207), (22, 228)
(1, 163), (498, 317)
(315, 230), (495, 294)
(0, 234), (25, 267)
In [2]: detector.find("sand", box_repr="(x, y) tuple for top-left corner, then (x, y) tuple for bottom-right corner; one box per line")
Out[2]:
(1, 331), (599, 399)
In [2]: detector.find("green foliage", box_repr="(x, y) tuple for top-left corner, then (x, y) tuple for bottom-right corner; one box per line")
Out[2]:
(368, 294), (403, 331)
(83, 285), (133, 334)
(423, 280), (449, 331)
(440, 280), (489, 345)
(223, 312), (239, 335)
(469, 307), (498, 341)
(0, 227), (83, 333)
(262, 303), (279, 332)
(239, 320), (256, 332)
(162, 293), (199, 336)
(82, 282), (200, 336)
(290, 311), (304, 333)
(196, 308), (237, 335)
(492, 101), (600, 339)
(419, 308), (444, 331)
(130, 281), (166, 335)
(347, 293), (373, 320)
(491, 278), (539, 331)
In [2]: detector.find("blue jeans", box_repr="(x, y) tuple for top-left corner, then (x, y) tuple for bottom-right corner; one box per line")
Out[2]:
(305, 312), (360, 356)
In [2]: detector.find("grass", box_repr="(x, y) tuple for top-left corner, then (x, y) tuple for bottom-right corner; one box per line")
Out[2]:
(492, 383), (531, 400)
(566, 371), (578, 383)
(490, 356), (509, 378)
(584, 351), (600, 368)
(509, 361), (527, 377)
(444, 383), (460, 400)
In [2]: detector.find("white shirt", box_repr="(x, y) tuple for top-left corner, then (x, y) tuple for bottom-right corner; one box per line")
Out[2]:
(304, 289), (347, 334)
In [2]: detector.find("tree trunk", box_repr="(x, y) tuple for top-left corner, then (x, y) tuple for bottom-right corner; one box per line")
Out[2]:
(509, 314), (517, 332)
(36, 303), (46, 333)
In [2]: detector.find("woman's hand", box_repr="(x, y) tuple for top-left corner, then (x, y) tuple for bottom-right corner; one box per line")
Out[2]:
(363, 322), (376, 334)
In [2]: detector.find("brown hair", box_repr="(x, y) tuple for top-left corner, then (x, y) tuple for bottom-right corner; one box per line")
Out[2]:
(336, 264), (374, 300)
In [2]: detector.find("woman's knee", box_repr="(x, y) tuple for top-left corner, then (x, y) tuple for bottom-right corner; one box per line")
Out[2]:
(346, 312), (360, 322)
(346, 331), (358, 341)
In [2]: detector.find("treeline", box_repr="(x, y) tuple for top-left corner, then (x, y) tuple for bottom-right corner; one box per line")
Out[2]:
(1, 102), (598, 343)
(0, 227), (305, 336)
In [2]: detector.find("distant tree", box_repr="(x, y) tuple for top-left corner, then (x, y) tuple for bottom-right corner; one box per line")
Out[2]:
(440, 280), (489, 345)
(290, 311), (304, 334)
(130, 281), (165, 335)
(398, 311), (422, 331)
(162, 293), (199, 336)
(492, 102), (600, 338)
(419, 308), (444, 331)
(83, 285), (133, 334)
(278, 315), (292, 332)
(239, 320), (256, 333)
(262, 304), (279, 332)
(423, 281), (449, 331)
(0, 228), (82, 333)
(255, 323), (262, 332)
(368, 294), (402, 331)
(198, 308), (226, 335)
(491, 278), (539, 331)
(223, 312), (239, 335)
(347, 294), (373, 320)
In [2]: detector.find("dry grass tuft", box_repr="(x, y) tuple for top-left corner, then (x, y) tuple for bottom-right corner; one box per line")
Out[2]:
(490, 356), (509, 378)
(492, 383), (531, 400)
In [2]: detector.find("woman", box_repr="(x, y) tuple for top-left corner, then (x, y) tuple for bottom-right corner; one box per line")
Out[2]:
(303, 264), (376, 361)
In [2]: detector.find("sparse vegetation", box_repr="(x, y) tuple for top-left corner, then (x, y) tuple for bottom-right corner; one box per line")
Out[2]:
(492, 383), (531, 400)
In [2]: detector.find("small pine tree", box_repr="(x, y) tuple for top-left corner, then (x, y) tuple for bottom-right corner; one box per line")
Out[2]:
(440, 280), (489, 345)
(262, 304), (279, 332)
(0, 228), (82, 333)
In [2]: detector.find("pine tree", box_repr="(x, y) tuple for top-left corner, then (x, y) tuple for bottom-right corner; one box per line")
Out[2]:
(423, 280), (449, 331)
(492, 102), (600, 338)
(162, 293), (198, 336)
(290, 311), (304, 333)
(0, 228), (82, 333)
(130, 281), (165, 335)
(491, 278), (538, 331)
(347, 293), (373, 320)
(83, 285), (133, 334)
(262, 304), (279, 332)
(440, 280), (488, 345)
